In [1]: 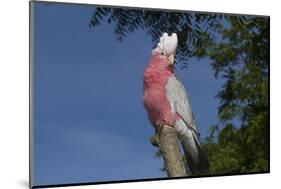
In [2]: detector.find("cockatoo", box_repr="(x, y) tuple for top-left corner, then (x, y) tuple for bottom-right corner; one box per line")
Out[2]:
(143, 33), (209, 174)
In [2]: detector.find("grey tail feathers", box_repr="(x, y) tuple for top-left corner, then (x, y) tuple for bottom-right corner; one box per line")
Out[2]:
(179, 130), (209, 175)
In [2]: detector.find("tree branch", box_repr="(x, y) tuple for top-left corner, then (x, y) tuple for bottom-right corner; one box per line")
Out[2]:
(150, 125), (187, 177)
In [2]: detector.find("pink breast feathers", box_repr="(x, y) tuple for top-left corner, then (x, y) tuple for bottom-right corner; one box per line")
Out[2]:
(143, 60), (175, 128)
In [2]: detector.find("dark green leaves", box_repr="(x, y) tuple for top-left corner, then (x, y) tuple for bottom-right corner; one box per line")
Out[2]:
(203, 16), (269, 175)
(90, 7), (222, 64)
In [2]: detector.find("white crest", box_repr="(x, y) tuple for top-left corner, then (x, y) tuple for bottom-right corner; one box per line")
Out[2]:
(152, 33), (178, 56)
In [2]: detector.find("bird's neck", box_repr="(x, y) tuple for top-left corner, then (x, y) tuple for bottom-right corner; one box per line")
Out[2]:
(144, 65), (174, 77)
(144, 65), (174, 89)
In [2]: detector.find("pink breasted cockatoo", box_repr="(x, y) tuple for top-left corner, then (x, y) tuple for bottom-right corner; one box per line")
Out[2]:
(143, 32), (209, 174)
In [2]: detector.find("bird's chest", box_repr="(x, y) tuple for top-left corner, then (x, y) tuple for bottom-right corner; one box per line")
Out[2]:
(143, 73), (167, 107)
(143, 84), (167, 110)
(143, 75), (174, 125)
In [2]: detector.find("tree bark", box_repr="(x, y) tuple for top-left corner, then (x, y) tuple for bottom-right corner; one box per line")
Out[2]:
(150, 125), (187, 177)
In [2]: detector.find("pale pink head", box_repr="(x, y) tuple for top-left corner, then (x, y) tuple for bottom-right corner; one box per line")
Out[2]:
(149, 33), (178, 72)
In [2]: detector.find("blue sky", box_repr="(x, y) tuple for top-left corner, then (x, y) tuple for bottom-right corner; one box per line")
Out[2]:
(33, 2), (223, 186)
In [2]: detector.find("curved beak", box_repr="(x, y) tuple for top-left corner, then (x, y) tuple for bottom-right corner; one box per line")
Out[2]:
(168, 54), (174, 65)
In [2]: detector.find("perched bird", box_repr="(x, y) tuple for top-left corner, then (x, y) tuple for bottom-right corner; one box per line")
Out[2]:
(143, 32), (209, 174)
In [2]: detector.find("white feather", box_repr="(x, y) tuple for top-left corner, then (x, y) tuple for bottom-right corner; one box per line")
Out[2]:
(165, 76), (197, 133)
(166, 76), (209, 174)
(152, 32), (178, 56)
(175, 119), (199, 161)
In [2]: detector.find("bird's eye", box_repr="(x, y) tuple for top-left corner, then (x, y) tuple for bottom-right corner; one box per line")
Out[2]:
(161, 51), (165, 55)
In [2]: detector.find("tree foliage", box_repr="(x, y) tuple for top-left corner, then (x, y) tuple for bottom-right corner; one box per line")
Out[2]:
(203, 15), (269, 174)
(90, 7), (221, 68)
(90, 7), (269, 175)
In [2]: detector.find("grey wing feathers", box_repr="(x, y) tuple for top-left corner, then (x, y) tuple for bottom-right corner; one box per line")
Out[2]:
(166, 76), (209, 174)
(165, 76), (198, 133)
